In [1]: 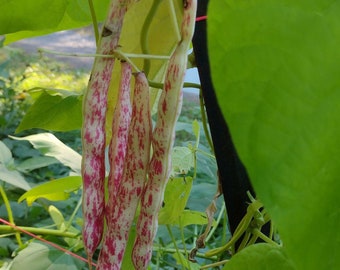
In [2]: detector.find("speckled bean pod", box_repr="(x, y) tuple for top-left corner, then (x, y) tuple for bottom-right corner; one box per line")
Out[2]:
(132, 1), (197, 269)
(81, 0), (132, 262)
(97, 71), (151, 269)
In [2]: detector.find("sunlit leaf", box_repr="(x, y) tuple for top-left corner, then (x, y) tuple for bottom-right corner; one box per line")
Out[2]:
(158, 177), (193, 225)
(16, 91), (83, 132)
(0, 164), (31, 191)
(208, 1), (340, 269)
(48, 205), (82, 249)
(10, 133), (81, 174)
(177, 210), (213, 227)
(171, 146), (194, 175)
(0, 142), (30, 190)
(48, 205), (65, 228)
(18, 176), (82, 206)
(0, 141), (12, 165)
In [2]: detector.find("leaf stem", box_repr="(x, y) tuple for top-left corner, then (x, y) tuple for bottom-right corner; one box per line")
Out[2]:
(196, 148), (215, 159)
(38, 48), (170, 60)
(199, 89), (214, 152)
(179, 217), (191, 269)
(0, 186), (23, 247)
(166, 224), (185, 267)
(168, 0), (181, 41)
(252, 228), (280, 246)
(152, 245), (216, 260)
(88, 0), (99, 45)
(65, 194), (83, 231)
(0, 222), (78, 238)
(140, 0), (162, 75)
(148, 80), (201, 90)
(200, 259), (229, 269)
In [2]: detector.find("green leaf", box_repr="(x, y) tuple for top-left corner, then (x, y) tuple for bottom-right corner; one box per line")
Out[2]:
(18, 176), (82, 206)
(48, 205), (82, 249)
(0, 141), (12, 165)
(16, 91), (83, 132)
(158, 177), (193, 225)
(171, 147), (195, 175)
(0, 0), (68, 34)
(0, 164), (30, 191)
(10, 133), (81, 174)
(0, 141), (30, 190)
(208, 1), (340, 269)
(10, 242), (85, 270)
(1, 0), (110, 44)
(222, 244), (295, 270)
(48, 205), (65, 228)
(16, 156), (59, 172)
(178, 210), (212, 227)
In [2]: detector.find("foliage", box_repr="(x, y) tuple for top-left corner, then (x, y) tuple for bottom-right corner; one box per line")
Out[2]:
(0, 33), (221, 270)
(208, 1), (340, 269)
(0, 0), (111, 44)
(2, 0), (337, 269)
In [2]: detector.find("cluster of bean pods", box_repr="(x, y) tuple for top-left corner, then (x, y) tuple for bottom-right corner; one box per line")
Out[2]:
(81, 0), (197, 269)
(132, 0), (197, 268)
(81, 0), (130, 263)
(97, 69), (152, 270)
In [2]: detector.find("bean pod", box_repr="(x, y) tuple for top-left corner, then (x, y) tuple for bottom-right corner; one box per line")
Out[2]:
(81, 0), (132, 262)
(97, 71), (151, 269)
(132, 1), (197, 268)
(106, 61), (133, 207)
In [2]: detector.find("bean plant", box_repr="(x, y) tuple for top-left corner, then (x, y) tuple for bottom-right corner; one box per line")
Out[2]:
(0, 0), (339, 270)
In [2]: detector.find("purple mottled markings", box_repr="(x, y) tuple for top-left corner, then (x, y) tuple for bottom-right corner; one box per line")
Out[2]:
(97, 71), (151, 269)
(132, 1), (197, 269)
(81, 0), (130, 264)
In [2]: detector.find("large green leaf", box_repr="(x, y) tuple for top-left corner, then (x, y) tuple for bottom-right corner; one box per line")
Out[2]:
(158, 177), (193, 225)
(0, 0), (68, 34)
(0, 141), (12, 165)
(10, 242), (85, 270)
(1, 0), (110, 44)
(16, 156), (59, 172)
(0, 164), (31, 191)
(0, 141), (31, 190)
(18, 176), (82, 206)
(208, 1), (340, 269)
(16, 91), (83, 132)
(10, 133), (81, 174)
